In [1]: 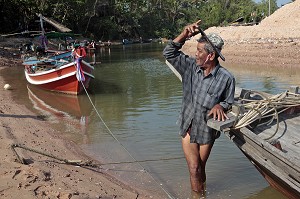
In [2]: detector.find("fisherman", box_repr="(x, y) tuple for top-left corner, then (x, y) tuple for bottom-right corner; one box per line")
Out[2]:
(72, 43), (87, 59)
(163, 20), (235, 197)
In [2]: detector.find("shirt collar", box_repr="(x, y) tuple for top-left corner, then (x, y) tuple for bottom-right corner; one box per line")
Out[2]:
(196, 64), (220, 77)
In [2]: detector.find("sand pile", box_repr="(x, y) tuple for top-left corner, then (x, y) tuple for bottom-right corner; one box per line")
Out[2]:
(183, 0), (300, 67)
(205, 0), (300, 41)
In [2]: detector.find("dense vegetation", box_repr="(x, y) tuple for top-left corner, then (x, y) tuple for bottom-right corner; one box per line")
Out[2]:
(0, 0), (290, 41)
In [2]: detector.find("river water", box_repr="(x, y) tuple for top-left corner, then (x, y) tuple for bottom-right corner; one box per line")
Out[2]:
(4, 43), (299, 199)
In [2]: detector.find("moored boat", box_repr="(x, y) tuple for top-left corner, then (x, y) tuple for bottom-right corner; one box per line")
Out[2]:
(208, 87), (300, 199)
(23, 57), (94, 95)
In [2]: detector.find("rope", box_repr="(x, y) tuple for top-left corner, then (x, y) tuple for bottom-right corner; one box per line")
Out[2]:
(11, 143), (184, 167)
(11, 143), (84, 166)
(79, 81), (176, 199)
(232, 90), (300, 140)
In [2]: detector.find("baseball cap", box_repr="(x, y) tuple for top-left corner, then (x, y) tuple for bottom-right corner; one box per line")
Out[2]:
(197, 30), (225, 61)
(206, 33), (224, 50)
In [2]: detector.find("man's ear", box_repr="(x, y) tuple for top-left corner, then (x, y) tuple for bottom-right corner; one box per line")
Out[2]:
(209, 52), (216, 61)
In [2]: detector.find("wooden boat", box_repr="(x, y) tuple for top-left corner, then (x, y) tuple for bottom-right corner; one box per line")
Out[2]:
(166, 60), (300, 199)
(208, 87), (300, 199)
(23, 51), (72, 65)
(23, 54), (94, 95)
(22, 13), (94, 95)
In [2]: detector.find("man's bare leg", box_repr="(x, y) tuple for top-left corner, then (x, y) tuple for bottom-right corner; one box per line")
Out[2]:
(182, 133), (213, 193)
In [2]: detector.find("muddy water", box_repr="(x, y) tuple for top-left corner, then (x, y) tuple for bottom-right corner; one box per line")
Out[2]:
(3, 43), (298, 198)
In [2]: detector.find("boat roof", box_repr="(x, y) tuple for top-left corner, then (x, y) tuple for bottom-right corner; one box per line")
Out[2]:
(40, 15), (71, 33)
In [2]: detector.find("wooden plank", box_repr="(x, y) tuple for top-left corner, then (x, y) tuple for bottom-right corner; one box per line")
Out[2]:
(39, 14), (72, 33)
(207, 112), (237, 131)
(239, 127), (300, 175)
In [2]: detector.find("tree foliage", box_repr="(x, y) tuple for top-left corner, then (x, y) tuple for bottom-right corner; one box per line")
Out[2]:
(0, 0), (279, 40)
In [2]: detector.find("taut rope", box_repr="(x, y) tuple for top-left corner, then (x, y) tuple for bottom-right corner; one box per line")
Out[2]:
(78, 81), (176, 198)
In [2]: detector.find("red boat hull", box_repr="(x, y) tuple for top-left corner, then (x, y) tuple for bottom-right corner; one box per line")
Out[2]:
(24, 60), (94, 95)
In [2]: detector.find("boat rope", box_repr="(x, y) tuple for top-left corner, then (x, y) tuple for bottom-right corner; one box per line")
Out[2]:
(11, 143), (184, 166)
(79, 81), (176, 199)
(232, 90), (300, 140)
(11, 143), (84, 165)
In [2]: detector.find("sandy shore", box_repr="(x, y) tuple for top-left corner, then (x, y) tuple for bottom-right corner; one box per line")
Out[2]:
(182, 36), (300, 68)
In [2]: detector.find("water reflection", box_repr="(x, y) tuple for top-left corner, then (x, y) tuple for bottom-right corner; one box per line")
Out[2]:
(223, 63), (300, 94)
(27, 85), (94, 143)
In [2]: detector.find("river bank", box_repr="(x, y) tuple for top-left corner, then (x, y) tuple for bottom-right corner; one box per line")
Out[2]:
(0, 39), (157, 198)
(183, 0), (300, 68)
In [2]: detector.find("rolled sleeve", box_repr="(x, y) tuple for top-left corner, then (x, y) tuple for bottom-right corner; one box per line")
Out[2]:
(163, 41), (193, 77)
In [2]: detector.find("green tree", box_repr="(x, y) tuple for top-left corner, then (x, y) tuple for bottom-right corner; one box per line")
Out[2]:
(0, 0), (280, 40)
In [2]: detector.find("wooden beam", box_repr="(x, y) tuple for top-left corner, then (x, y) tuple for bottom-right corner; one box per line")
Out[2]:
(207, 112), (237, 131)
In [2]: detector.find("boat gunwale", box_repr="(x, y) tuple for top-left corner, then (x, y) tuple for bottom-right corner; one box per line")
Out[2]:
(227, 128), (300, 198)
(233, 127), (300, 173)
(24, 60), (94, 77)
(25, 70), (94, 85)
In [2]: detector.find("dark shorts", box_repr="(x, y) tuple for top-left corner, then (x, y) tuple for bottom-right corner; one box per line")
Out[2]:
(186, 124), (221, 145)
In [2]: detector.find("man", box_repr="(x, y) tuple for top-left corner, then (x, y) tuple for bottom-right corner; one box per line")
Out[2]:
(163, 20), (235, 196)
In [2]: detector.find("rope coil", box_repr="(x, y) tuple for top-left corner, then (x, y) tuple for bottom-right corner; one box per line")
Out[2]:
(232, 90), (300, 140)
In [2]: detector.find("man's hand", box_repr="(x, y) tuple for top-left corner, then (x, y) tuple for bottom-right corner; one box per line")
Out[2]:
(174, 20), (201, 43)
(208, 104), (229, 122)
(182, 20), (201, 38)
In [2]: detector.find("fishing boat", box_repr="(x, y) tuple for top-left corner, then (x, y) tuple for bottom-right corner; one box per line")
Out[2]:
(22, 13), (94, 95)
(166, 60), (300, 199)
(207, 87), (300, 199)
(23, 55), (94, 95)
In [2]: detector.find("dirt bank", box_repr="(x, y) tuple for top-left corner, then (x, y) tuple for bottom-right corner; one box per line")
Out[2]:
(183, 0), (300, 68)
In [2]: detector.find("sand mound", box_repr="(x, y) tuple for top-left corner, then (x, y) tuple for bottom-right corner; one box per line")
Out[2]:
(183, 0), (300, 67)
(204, 0), (300, 41)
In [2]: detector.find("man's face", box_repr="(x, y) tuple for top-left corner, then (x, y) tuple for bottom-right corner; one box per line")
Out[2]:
(195, 42), (211, 68)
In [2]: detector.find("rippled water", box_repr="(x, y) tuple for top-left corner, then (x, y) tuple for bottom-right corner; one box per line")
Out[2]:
(3, 43), (299, 199)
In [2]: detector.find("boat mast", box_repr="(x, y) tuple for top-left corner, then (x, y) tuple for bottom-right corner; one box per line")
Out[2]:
(39, 13), (48, 51)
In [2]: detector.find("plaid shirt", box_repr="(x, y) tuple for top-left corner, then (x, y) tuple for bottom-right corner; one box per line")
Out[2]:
(163, 41), (235, 144)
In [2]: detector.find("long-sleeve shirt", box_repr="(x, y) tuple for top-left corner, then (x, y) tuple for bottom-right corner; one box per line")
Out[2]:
(163, 41), (235, 144)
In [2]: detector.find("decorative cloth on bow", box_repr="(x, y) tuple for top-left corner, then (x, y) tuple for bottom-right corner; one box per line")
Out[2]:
(75, 58), (85, 81)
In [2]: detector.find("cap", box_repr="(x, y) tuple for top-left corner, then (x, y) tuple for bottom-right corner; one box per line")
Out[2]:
(206, 33), (224, 49)
(197, 29), (225, 61)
